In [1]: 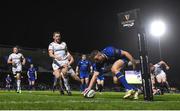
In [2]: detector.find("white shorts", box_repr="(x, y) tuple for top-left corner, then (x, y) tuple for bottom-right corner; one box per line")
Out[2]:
(156, 71), (166, 79)
(12, 65), (22, 75)
(67, 66), (75, 76)
(52, 59), (69, 70)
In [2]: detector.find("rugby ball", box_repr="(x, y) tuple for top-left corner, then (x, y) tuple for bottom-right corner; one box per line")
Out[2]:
(84, 89), (96, 98)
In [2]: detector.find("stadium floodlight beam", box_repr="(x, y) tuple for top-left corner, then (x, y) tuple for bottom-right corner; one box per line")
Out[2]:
(149, 20), (166, 37)
(149, 19), (166, 60)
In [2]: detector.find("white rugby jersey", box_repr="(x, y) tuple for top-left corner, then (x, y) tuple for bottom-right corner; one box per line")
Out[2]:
(8, 53), (24, 67)
(154, 63), (162, 75)
(48, 42), (68, 60)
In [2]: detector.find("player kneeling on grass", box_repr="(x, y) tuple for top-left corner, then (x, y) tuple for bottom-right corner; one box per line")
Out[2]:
(83, 46), (139, 99)
(27, 64), (37, 91)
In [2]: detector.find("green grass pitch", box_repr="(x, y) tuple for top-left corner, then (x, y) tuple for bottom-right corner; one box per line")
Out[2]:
(0, 90), (180, 110)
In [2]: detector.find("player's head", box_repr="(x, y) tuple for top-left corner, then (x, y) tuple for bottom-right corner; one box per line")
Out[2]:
(30, 64), (34, 68)
(13, 46), (19, 53)
(90, 50), (104, 63)
(7, 74), (10, 77)
(53, 32), (61, 43)
(82, 54), (86, 60)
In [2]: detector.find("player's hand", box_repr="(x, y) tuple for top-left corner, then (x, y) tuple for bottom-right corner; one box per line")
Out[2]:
(22, 61), (25, 65)
(75, 72), (79, 75)
(83, 88), (90, 95)
(166, 66), (170, 70)
(131, 59), (136, 70)
(54, 55), (62, 61)
(12, 61), (15, 66)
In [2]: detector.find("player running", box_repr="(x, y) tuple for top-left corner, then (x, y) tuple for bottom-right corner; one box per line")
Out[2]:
(27, 64), (37, 91)
(7, 46), (26, 93)
(48, 31), (72, 95)
(76, 54), (93, 92)
(150, 61), (170, 95)
(84, 46), (139, 99)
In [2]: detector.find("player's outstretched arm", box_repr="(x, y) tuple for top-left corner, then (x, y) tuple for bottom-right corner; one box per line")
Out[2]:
(159, 60), (170, 70)
(121, 50), (136, 69)
(67, 52), (74, 66)
(7, 56), (13, 64)
(88, 71), (99, 89)
(22, 55), (26, 65)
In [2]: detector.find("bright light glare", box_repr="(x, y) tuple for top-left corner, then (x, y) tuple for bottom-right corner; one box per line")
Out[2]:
(150, 20), (166, 37)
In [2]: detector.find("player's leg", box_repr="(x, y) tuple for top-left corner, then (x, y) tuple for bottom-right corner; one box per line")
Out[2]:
(61, 74), (72, 96)
(111, 59), (137, 99)
(162, 73), (170, 93)
(113, 76), (120, 92)
(80, 78), (85, 92)
(84, 75), (89, 90)
(79, 72), (85, 92)
(28, 79), (32, 91)
(16, 72), (21, 93)
(156, 74), (164, 95)
(52, 76), (57, 92)
(96, 79), (100, 91)
(53, 69), (64, 95)
(31, 80), (35, 90)
(100, 79), (104, 93)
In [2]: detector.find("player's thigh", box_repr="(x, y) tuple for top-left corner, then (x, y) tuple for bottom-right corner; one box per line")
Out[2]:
(113, 76), (118, 84)
(100, 80), (104, 85)
(53, 69), (61, 78)
(85, 77), (89, 84)
(151, 75), (155, 84)
(156, 75), (162, 83)
(97, 79), (101, 84)
(161, 73), (167, 82)
(16, 73), (21, 79)
(80, 78), (85, 84)
(61, 66), (68, 75)
(111, 59), (125, 74)
(31, 81), (35, 85)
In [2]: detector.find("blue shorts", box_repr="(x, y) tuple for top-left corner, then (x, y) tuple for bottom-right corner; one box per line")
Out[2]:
(97, 74), (104, 81)
(80, 72), (89, 79)
(29, 78), (35, 81)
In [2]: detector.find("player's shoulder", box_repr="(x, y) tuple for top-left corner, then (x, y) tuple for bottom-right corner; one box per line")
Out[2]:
(61, 41), (67, 46)
(49, 42), (55, 46)
(102, 46), (116, 52)
(17, 53), (23, 56)
(9, 53), (14, 56)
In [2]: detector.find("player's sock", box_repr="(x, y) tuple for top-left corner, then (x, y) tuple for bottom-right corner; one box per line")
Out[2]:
(17, 80), (21, 91)
(80, 84), (84, 92)
(58, 78), (64, 91)
(99, 84), (103, 92)
(115, 72), (136, 90)
(163, 82), (170, 93)
(160, 83), (164, 95)
(63, 77), (70, 91)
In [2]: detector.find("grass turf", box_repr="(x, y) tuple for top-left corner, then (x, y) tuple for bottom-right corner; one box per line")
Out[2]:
(0, 90), (180, 110)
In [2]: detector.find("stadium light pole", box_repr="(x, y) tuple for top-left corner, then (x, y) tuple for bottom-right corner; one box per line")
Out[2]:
(149, 20), (166, 60)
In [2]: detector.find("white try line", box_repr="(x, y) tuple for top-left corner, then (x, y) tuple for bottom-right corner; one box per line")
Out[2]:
(0, 100), (180, 104)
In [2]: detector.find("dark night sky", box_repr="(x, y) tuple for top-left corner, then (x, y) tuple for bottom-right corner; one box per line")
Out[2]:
(1, 0), (180, 84)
